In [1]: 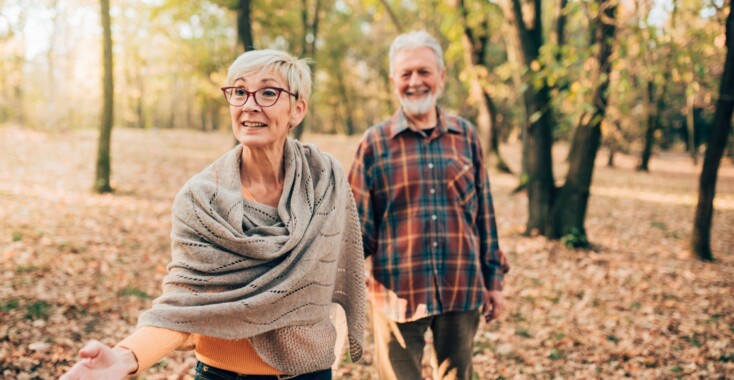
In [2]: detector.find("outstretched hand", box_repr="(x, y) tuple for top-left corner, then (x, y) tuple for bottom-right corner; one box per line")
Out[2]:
(482, 290), (504, 323)
(60, 340), (137, 380)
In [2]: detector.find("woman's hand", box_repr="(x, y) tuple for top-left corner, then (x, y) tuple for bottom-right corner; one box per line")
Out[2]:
(60, 340), (138, 380)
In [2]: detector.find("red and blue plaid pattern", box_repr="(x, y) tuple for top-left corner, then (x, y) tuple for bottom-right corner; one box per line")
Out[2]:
(348, 107), (510, 322)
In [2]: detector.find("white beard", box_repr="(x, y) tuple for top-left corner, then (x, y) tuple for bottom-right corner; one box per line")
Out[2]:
(398, 88), (439, 116)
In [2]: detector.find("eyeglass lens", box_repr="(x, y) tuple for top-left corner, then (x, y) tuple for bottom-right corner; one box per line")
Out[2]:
(227, 88), (281, 107)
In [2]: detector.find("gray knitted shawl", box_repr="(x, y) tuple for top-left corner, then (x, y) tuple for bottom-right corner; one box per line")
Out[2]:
(137, 138), (365, 374)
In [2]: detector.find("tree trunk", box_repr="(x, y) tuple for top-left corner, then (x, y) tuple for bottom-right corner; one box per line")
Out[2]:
(607, 141), (616, 167)
(378, 0), (404, 33)
(506, 0), (556, 234)
(550, 115), (601, 239)
(94, 0), (114, 193)
(692, 4), (734, 261)
(501, 20), (528, 190)
(167, 78), (177, 129)
(660, 2), (679, 151)
(638, 81), (656, 171)
(483, 90), (512, 173)
(293, 0), (322, 141)
(335, 61), (355, 135)
(687, 89), (697, 164)
(210, 105), (220, 131)
(549, 0), (617, 240)
(237, 0), (254, 51)
(554, 0), (569, 61)
(458, 1), (499, 167)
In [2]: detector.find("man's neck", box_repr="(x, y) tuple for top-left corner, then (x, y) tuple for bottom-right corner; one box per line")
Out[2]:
(404, 107), (438, 130)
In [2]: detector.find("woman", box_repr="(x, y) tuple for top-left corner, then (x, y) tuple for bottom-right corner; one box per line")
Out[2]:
(61, 49), (365, 380)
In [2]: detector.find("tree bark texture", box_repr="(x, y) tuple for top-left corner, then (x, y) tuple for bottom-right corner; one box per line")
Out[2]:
(336, 60), (355, 135)
(549, 0), (617, 239)
(554, 0), (569, 61)
(293, 0), (323, 141)
(638, 81), (656, 171)
(94, 0), (114, 193)
(507, 0), (555, 234)
(237, 0), (254, 51)
(691, 5), (734, 261)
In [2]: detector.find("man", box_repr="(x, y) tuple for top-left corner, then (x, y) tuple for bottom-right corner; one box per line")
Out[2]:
(348, 31), (510, 380)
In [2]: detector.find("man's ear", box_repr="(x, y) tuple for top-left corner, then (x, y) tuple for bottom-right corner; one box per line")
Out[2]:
(438, 67), (447, 92)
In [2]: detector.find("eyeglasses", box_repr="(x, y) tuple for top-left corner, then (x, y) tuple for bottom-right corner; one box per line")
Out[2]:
(220, 86), (297, 108)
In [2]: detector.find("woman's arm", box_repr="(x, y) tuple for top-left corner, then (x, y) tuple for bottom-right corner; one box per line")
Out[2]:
(60, 341), (138, 380)
(61, 327), (191, 379)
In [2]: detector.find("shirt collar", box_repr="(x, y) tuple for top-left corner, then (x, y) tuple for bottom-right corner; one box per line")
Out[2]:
(388, 106), (462, 139)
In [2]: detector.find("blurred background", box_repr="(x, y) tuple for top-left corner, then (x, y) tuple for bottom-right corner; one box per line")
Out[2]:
(0, 0), (728, 148)
(1, 0), (733, 378)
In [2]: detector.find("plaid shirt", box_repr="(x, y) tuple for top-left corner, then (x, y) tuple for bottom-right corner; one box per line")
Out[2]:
(348, 107), (510, 322)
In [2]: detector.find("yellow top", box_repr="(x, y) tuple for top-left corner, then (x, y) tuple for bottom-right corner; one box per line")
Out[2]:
(117, 327), (282, 375)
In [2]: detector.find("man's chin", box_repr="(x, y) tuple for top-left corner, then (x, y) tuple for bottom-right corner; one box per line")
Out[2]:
(401, 102), (435, 116)
(399, 94), (438, 116)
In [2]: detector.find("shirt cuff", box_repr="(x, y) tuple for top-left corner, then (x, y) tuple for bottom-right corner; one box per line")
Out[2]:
(483, 272), (504, 291)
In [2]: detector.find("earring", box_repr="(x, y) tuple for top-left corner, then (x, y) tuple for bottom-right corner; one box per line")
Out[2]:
(289, 120), (296, 127)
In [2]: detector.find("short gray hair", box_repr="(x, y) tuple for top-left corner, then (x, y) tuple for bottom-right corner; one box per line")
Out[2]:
(226, 49), (312, 102)
(389, 31), (444, 75)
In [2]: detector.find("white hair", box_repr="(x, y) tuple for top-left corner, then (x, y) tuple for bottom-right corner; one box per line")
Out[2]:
(389, 31), (445, 75)
(226, 49), (312, 102)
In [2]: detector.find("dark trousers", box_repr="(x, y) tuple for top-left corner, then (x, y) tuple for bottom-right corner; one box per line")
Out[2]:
(194, 361), (332, 380)
(372, 307), (481, 380)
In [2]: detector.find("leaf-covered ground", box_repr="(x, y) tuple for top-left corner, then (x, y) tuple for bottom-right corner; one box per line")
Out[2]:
(1, 127), (732, 379)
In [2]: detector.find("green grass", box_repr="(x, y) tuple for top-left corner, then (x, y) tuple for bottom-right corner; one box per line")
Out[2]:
(515, 328), (532, 338)
(25, 301), (51, 320)
(548, 349), (563, 360)
(650, 221), (666, 230)
(118, 286), (149, 299)
(1, 299), (19, 312)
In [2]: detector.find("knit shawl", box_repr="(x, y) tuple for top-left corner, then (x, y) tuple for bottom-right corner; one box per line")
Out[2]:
(137, 138), (365, 374)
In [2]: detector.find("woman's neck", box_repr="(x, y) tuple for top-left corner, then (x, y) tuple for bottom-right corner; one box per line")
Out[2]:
(240, 144), (285, 190)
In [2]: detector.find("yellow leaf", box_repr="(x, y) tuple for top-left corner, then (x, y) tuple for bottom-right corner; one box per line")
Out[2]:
(530, 60), (541, 72)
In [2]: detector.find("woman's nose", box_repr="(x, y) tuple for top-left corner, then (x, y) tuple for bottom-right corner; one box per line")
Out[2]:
(241, 94), (260, 111)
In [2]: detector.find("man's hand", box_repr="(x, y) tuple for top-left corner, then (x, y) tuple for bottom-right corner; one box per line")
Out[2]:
(60, 340), (137, 380)
(482, 290), (503, 323)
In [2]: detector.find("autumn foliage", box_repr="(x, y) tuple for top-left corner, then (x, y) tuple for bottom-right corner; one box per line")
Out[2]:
(0, 127), (732, 379)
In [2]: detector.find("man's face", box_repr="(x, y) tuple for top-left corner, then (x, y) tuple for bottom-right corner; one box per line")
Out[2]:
(390, 47), (446, 117)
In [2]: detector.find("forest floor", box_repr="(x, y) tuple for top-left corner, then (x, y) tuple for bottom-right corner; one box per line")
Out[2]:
(0, 126), (733, 379)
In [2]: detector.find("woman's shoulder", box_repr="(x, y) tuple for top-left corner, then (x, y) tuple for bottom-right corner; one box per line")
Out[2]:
(292, 139), (343, 168)
(290, 138), (345, 182)
(174, 145), (242, 201)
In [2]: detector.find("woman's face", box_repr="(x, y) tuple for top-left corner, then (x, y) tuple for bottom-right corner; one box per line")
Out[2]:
(228, 69), (306, 149)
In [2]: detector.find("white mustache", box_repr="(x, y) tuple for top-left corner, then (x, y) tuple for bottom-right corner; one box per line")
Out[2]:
(404, 86), (431, 95)
(399, 87), (438, 115)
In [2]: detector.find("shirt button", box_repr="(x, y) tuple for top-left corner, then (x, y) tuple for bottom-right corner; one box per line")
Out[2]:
(429, 188), (436, 194)
(464, 164), (470, 170)
(432, 241), (438, 247)
(428, 163), (434, 169)
(431, 215), (437, 220)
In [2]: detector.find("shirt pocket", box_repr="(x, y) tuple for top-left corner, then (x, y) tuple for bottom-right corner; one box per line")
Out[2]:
(446, 156), (477, 214)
